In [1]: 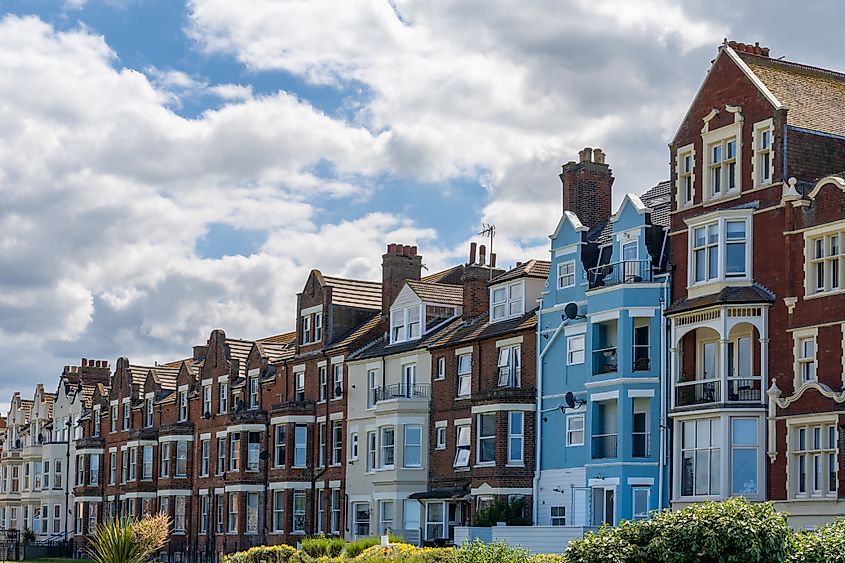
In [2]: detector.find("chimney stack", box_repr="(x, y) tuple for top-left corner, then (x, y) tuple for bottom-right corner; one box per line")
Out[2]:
(461, 243), (504, 319)
(478, 244), (487, 266)
(561, 146), (614, 230)
(468, 242), (477, 265)
(382, 243), (423, 313)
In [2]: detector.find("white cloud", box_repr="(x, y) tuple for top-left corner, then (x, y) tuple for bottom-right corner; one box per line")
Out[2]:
(209, 83), (253, 101)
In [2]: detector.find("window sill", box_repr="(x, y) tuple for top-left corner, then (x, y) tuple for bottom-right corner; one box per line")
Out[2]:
(476, 462), (495, 468)
(506, 463), (525, 468)
(702, 190), (741, 207)
(402, 466), (424, 470)
(435, 446), (446, 451)
(377, 466), (395, 472)
(455, 396), (471, 401)
(454, 467), (470, 472)
(804, 288), (845, 300)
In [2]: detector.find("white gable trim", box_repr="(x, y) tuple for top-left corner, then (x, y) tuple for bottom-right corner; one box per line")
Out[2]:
(808, 175), (845, 199)
(549, 211), (589, 240)
(723, 46), (784, 110)
(610, 194), (650, 222)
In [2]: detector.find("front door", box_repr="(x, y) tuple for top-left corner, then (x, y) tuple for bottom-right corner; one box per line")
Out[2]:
(591, 487), (615, 526)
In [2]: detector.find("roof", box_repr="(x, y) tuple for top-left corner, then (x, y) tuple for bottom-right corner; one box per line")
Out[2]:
(322, 276), (382, 310)
(328, 313), (382, 351)
(351, 316), (464, 360)
(256, 333), (297, 364)
(588, 180), (671, 245)
(406, 280), (463, 306)
(431, 309), (537, 349)
(148, 365), (180, 390)
(738, 50), (845, 137)
(226, 339), (255, 376)
(489, 260), (550, 285)
(421, 264), (464, 284)
(664, 283), (775, 315)
(258, 332), (297, 345)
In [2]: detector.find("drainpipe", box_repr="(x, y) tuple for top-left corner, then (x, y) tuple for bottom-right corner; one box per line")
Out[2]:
(533, 315), (570, 524)
(658, 274), (670, 512)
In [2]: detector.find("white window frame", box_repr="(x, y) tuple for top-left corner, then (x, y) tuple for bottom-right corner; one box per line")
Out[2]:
(436, 426), (446, 450)
(807, 228), (845, 297)
(332, 363), (343, 399)
(319, 365), (327, 402)
(686, 212), (752, 287)
(202, 385), (212, 415)
(390, 305), (422, 344)
(366, 431), (376, 473)
(436, 357), (445, 380)
(702, 121), (741, 201)
(274, 425), (286, 468)
(508, 411), (524, 465)
(367, 369), (378, 409)
(293, 425), (307, 468)
(679, 417), (722, 498)
(350, 431), (359, 461)
(632, 487), (650, 520)
(676, 143), (695, 207)
(272, 491), (285, 533)
(293, 492), (306, 533)
(557, 260), (576, 289)
(793, 329), (818, 388)
(457, 353), (472, 397)
(380, 426), (395, 469)
(301, 314), (312, 345)
(566, 414), (584, 447)
(314, 312), (323, 342)
(567, 334), (585, 365)
(497, 345), (521, 387)
(331, 421), (343, 466)
(177, 390), (188, 422)
(218, 381), (228, 414)
(477, 413), (496, 465)
(490, 280), (525, 322)
(550, 505), (566, 526)
(752, 119), (773, 187)
(454, 425), (470, 468)
(403, 425), (422, 468)
(789, 419), (838, 499)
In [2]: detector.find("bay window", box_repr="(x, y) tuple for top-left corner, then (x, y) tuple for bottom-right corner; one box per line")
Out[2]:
(294, 425), (307, 468)
(403, 425), (422, 468)
(273, 491), (284, 533)
(791, 422), (837, 498)
(160, 442), (171, 478)
(477, 413), (496, 464)
(680, 418), (721, 497)
(353, 503), (370, 538)
(293, 492), (306, 533)
(274, 425), (286, 467)
(175, 440), (188, 477)
(380, 427), (395, 468)
(730, 418), (758, 495)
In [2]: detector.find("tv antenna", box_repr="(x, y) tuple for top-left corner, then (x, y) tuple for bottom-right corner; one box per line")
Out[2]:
(478, 223), (496, 279)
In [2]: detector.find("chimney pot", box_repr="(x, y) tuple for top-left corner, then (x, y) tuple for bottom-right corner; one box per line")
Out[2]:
(593, 148), (606, 164)
(490, 252), (497, 268)
(469, 242), (477, 265)
(81, 358), (87, 367)
(479, 244), (487, 266)
(410, 245), (417, 256)
(403, 244), (412, 256)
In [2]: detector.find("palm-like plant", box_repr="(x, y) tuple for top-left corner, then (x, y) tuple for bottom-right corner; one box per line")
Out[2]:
(87, 513), (171, 563)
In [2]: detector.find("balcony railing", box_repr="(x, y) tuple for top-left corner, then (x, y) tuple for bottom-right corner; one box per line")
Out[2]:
(376, 383), (431, 402)
(675, 379), (721, 407)
(631, 432), (650, 458)
(726, 378), (762, 402)
(591, 433), (618, 459)
(497, 367), (521, 388)
(588, 259), (653, 289)
(592, 347), (618, 375)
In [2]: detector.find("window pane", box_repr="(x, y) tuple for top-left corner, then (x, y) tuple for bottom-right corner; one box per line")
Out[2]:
(732, 419), (756, 446)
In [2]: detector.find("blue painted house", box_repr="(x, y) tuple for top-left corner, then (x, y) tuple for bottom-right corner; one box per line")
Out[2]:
(534, 148), (671, 529)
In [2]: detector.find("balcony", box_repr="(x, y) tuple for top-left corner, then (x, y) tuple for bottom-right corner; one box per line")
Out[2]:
(588, 259), (653, 289)
(376, 383), (431, 402)
(591, 433), (618, 459)
(592, 347), (618, 375)
(726, 378), (762, 402)
(631, 432), (650, 458)
(675, 379), (720, 407)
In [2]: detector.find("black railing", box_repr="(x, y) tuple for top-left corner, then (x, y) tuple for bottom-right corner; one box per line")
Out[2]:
(588, 259), (653, 289)
(726, 378), (762, 402)
(632, 432), (650, 458)
(376, 383), (431, 401)
(592, 348), (618, 374)
(675, 379), (721, 407)
(591, 433), (618, 459)
(497, 367), (521, 387)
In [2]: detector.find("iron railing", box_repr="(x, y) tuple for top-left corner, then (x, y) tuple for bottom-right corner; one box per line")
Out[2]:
(376, 383), (431, 402)
(591, 433), (618, 459)
(726, 377), (762, 402)
(589, 259), (653, 289)
(675, 379), (721, 407)
(592, 348), (618, 374)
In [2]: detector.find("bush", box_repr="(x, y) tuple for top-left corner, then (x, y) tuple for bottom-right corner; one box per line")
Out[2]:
(565, 497), (791, 563)
(354, 543), (455, 562)
(344, 537), (380, 558)
(473, 499), (531, 527)
(87, 513), (171, 563)
(454, 540), (531, 563)
(223, 544), (301, 563)
(302, 536), (346, 558)
(790, 519), (845, 563)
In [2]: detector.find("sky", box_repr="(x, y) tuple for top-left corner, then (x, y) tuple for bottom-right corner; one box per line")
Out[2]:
(0, 0), (842, 406)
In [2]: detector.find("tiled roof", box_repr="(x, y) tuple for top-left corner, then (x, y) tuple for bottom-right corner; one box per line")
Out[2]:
(640, 180), (672, 229)
(489, 260), (551, 285)
(328, 313), (382, 351)
(422, 265), (464, 284)
(258, 332), (297, 345)
(430, 309), (537, 349)
(739, 51), (845, 137)
(128, 365), (156, 385)
(226, 339), (255, 376)
(664, 283), (775, 315)
(322, 276), (382, 310)
(406, 280), (464, 306)
(148, 365), (180, 390)
(351, 316), (464, 360)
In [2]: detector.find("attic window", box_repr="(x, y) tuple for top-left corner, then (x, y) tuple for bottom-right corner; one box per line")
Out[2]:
(491, 281), (524, 322)
(390, 305), (422, 344)
(425, 305), (456, 330)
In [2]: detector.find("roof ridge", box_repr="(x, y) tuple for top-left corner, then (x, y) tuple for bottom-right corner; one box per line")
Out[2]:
(741, 51), (845, 83)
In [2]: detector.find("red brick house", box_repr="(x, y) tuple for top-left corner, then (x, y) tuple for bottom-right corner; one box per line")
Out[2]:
(665, 40), (845, 527)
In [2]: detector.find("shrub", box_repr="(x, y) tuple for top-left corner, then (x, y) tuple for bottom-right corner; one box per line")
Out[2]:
(454, 540), (531, 563)
(223, 544), (301, 563)
(344, 537), (380, 558)
(354, 543), (455, 562)
(87, 513), (171, 563)
(302, 536), (346, 558)
(790, 519), (845, 563)
(473, 498), (531, 527)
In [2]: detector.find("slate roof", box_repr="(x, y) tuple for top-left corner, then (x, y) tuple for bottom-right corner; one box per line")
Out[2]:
(328, 313), (382, 351)
(588, 180), (671, 245)
(739, 51), (845, 137)
(489, 260), (551, 285)
(664, 283), (775, 315)
(422, 265), (465, 284)
(431, 309), (537, 349)
(226, 339), (255, 377)
(406, 280), (463, 306)
(323, 276), (382, 310)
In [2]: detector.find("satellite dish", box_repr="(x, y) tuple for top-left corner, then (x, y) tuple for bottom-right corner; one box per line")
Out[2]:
(334, 386), (343, 397)
(563, 303), (579, 320)
(565, 391), (577, 408)
(203, 411), (212, 420)
(259, 451), (270, 461)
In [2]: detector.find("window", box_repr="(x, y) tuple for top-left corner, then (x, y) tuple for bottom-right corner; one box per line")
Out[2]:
(11, 465), (19, 492)
(246, 493), (259, 534)
(632, 488), (650, 519)
(436, 357), (445, 380)
(108, 453), (115, 485)
(353, 503), (370, 538)
(379, 501), (394, 535)
(680, 418), (721, 497)
(40, 504), (47, 535)
(123, 401), (131, 430)
(725, 221), (747, 277)
(350, 432), (359, 460)
(457, 354), (471, 397)
(549, 505), (566, 526)
(690, 216), (751, 284)
(160, 443), (170, 478)
(142, 446), (153, 480)
(247, 432), (260, 471)
(380, 427), (395, 468)
(692, 223), (719, 282)
(176, 440), (188, 477)
(174, 496), (186, 533)
(201, 385), (211, 415)
(43, 461), (50, 489)
(390, 306), (422, 344)
(200, 495), (209, 533)
(331, 489), (341, 534)
(319, 366), (327, 402)
(110, 405), (117, 433)
(93, 409), (101, 436)
(332, 422), (343, 465)
(89, 454), (100, 485)
(557, 260), (576, 289)
(272, 491), (285, 533)
(274, 425), (286, 467)
(293, 492), (306, 533)
(215, 494), (224, 533)
(491, 281), (524, 321)
(301, 314), (312, 344)
(294, 425), (307, 467)
(754, 121), (772, 186)
(508, 412), (524, 465)
(731, 418), (758, 495)
(314, 312), (323, 342)
(145, 397), (154, 427)
(633, 319), (650, 371)
(366, 431), (376, 472)
(227, 493), (238, 533)
(404, 425), (422, 468)
(248, 377), (259, 409)
(216, 437), (226, 475)
(797, 336), (817, 383)
(477, 414), (495, 464)
(808, 232), (844, 295)
(317, 494), (325, 534)
(677, 146), (694, 205)
(218, 382), (228, 414)
(367, 369), (378, 408)
(436, 426), (446, 450)
(792, 423), (837, 497)
(200, 440), (209, 476)
(454, 425), (470, 467)
(706, 135), (737, 197)
(332, 363), (343, 398)
(177, 390), (188, 422)
(295, 372), (305, 401)
(497, 345), (521, 387)
(229, 433), (240, 472)
(52, 505), (60, 534)
(567, 335), (585, 365)
(425, 502), (445, 540)
(318, 422), (326, 467)
(567, 415), (584, 447)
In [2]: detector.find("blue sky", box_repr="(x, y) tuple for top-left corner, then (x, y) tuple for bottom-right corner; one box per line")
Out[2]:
(0, 0), (842, 403)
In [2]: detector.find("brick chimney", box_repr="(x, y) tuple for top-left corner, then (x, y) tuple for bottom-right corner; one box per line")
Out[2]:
(560, 147), (614, 231)
(382, 243), (423, 313)
(461, 243), (504, 319)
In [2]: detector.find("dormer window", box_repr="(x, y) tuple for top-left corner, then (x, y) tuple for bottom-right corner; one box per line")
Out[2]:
(491, 281), (524, 322)
(248, 376), (259, 409)
(301, 315), (312, 345)
(390, 306), (421, 344)
(314, 313), (323, 342)
(145, 397), (154, 427)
